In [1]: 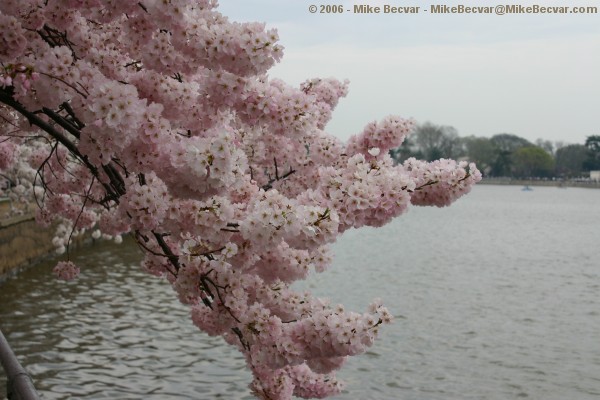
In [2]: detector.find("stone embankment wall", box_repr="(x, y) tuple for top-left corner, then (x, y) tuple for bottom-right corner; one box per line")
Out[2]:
(0, 199), (90, 280)
(0, 211), (58, 278)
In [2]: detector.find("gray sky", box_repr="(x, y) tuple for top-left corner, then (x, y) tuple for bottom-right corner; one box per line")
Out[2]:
(219, 0), (600, 145)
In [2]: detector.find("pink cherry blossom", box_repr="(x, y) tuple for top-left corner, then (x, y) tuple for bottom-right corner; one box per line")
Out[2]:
(0, 1), (481, 398)
(53, 260), (80, 281)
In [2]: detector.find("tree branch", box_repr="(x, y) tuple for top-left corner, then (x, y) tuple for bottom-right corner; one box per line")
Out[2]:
(261, 159), (295, 191)
(152, 231), (181, 272)
(0, 90), (128, 204)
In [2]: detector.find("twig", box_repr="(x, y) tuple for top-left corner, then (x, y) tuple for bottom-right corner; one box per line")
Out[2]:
(152, 231), (181, 272)
(261, 160), (295, 191)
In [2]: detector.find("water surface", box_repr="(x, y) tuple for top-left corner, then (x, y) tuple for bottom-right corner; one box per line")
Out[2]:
(1, 185), (599, 399)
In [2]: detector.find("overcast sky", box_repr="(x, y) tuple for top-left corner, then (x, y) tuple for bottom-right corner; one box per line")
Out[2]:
(219, 0), (599, 145)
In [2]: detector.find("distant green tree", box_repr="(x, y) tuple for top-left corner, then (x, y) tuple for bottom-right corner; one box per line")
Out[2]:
(555, 144), (587, 177)
(413, 122), (462, 161)
(535, 138), (555, 155)
(583, 135), (600, 171)
(585, 135), (600, 152)
(389, 136), (422, 163)
(512, 146), (555, 178)
(489, 133), (533, 176)
(462, 136), (496, 175)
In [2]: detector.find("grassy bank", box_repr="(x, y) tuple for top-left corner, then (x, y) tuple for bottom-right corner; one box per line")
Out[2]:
(479, 177), (600, 189)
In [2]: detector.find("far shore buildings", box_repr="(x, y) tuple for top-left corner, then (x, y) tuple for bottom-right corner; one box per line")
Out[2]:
(591, 171), (600, 181)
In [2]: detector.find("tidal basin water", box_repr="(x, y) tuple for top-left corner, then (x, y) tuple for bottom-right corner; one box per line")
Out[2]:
(1, 185), (600, 399)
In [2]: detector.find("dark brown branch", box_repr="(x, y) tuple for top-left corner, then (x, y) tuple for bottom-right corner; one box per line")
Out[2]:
(199, 275), (215, 300)
(152, 232), (181, 272)
(406, 180), (439, 193)
(199, 275), (241, 324)
(52, 144), (81, 182)
(313, 207), (330, 226)
(231, 327), (250, 351)
(220, 228), (240, 233)
(42, 107), (81, 139)
(0, 173), (15, 187)
(261, 166), (295, 191)
(172, 72), (183, 82)
(102, 164), (126, 196)
(190, 246), (226, 258)
(37, 25), (78, 59)
(406, 173), (471, 193)
(124, 61), (142, 72)
(65, 176), (96, 256)
(0, 90), (91, 175)
(36, 72), (88, 98)
(457, 172), (472, 184)
(220, 222), (240, 233)
(59, 102), (85, 130)
(1, 92), (80, 160)
(133, 231), (178, 278)
(33, 141), (58, 203)
(0, 90), (119, 200)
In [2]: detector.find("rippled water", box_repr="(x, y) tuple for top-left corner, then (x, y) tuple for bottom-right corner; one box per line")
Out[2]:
(1, 185), (600, 399)
(0, 241), (252, 399)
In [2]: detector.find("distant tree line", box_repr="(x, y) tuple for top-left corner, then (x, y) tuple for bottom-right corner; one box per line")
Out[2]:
(390, 122), (600, 179)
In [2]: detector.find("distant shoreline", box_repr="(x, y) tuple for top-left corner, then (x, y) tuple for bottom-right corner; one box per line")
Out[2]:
(479, 178), (600, 189)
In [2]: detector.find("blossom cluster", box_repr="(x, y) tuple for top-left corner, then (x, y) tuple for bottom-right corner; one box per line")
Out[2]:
(0, 12), (27, 61)
(0, 141), (16, 171)
(0, 1), (481, 399)
(0, 134), (40, 214)
(345, 115), (415, 159)
(300, 78), (350, 129)
(52, 260), (80, 281)
(404, 158), (483, 207)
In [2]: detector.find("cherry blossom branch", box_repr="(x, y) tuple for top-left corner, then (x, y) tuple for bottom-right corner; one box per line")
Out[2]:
(124, 61), (142, 72)
(37, 25), (78, 59)
(38, 105), (125, 200)
(102, 164), (126, 197)
(411, 180), (439, 192)
(133, 231), (178, 278)
(59, 102), (85, 129)
(0, 89), (113, 193)
(1, 90), (131, 209)
(457, 172), (473, 184)
(1, 4), (482, 396)
(313, 208), (331, 226)
(42, 107), (82, 139)
(199, 275), (241, 323)
(220, 228), (240, 232)
(190, 246), (226, 258)
(262, 159), (295, 191)
(220, 222), (240, 233)
(65, 176), (96, 256)
(152, 232), (181, 272)
(36, 72), (89, 98)
(410, 171), (473, 193)
(33, 142), (58, 202)
(137, 2), (149, 13)
(197, 272), (250, 351)
(0, 173), (15, 187)
(231, 327), (250, 351)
